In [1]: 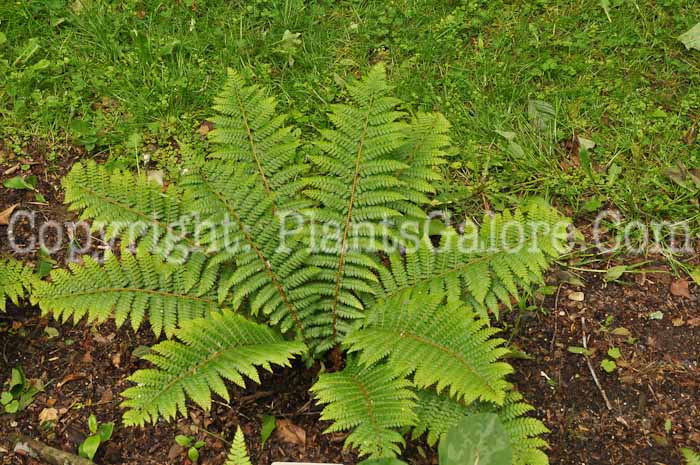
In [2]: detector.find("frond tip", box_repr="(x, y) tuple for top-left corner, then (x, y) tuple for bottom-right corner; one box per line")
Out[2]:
(311, 359), (417, 459)
(345, 286), (513, 405)
(224, 428), (253, 465)
(0, 257), (37, 312)
(121, 311), (306, 426)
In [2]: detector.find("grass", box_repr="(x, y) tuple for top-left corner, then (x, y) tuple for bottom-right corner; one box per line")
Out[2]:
(1, 0), (700, 231)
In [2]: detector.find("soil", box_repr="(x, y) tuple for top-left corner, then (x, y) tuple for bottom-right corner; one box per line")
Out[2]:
(1, 147), (699, 465)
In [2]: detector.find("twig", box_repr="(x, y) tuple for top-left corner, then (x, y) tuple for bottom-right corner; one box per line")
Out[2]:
(8, 434), (95, 465)
(549, 283), (563, 352)
(581, 317), (612, 410)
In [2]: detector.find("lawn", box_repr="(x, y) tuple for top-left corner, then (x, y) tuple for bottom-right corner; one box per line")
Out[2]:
(3, 0), (700, 224)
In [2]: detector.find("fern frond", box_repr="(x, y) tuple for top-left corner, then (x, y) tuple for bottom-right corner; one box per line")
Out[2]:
(377, 201), (569, 319)
(34, 249), (219, 337)
(181, 161), (320, 341)
(0, 257), (37, 311)
(304, 63), (416, 348)
(390, 112), (452, 217)
(683, 449), (700, 465)
(345, 286), (512, 405)
(225, 428), (253, 465)
(209, 68), (308, 200)
(63, 161), (191, 262)
(121, 311), (305, 426)
(412, 389), (549, 465)
(311, 358), (417, 459)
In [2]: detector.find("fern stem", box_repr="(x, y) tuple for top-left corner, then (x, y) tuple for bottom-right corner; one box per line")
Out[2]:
(331, 92), (376, 343)
(202, 176), (308, 343)
(229, 81), (273, 199)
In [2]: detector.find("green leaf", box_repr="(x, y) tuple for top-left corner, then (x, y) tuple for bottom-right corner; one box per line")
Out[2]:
(10, 368), (25, 390)
(88, 414), (98, 434)
(79, 434), (101, 460)
(600, 359), (616, 373)
(0, 392), (12, 405)
(605, 265), (627, 282)
(44, 327), (59, 339)
(567, 346), (591, 356)
(438, 413), (512, 465)
(679, 22), (700, 51)
(261, 415), (276, 447)
(3, 176), (37, 191)
(194, 440), (205, 449)
(188, 447), (200, 462)
(175, 435), (193, 447)
(5, 399), (19, 413)
(607, 347), (621, 360)
(0, 32), (6, 45)
(98, 422), (114, 442)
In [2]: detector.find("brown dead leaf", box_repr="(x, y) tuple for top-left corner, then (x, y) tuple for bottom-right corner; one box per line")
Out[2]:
(198, 121), (214, 136)
(687, 318), (700, 328)
(38, 407), (59, 423)
(684, 126), (697, 145)
(0, 204), (18, 225)
(57, 373), (85, 388)
(98, 389), (114, 404)
(111, 352), (121, 368)
(670, 279), (691, 298)
(276, 419), (306, 446)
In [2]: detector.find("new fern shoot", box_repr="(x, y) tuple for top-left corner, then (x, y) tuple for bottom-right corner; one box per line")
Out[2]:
(31, 64), (570, 463)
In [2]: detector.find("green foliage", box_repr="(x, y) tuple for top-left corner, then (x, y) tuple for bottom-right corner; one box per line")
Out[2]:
(175, 435), (206, 463)
(34, 249), (219, 337)
(439, 413), (511, 465)
(0, 257), (38, 312)
(412, 390), (549, 465)
(345, 285), (513, 405)
(62, 161), (189, 262)
(1, 367), (41, 414)
(78, 414), (114, 460)
(683, 448), (700, 465)
(311, 358), (417, 458)
(121, 311), (305, 426)
(224, 428), (253, 465)
(376, 201), (569, 320)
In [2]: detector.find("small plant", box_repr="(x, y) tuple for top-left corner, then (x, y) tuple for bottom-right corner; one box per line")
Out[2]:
(225, 428), (252, 465)
(78, 414), (114, 460)
(0, 367), (41, 414)
(600, 347), (622, 374)
(175, 434), (206, 463)
(683, 448), (700, 465)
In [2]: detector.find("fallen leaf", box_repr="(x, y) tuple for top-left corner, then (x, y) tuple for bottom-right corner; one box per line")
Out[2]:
(684, 126), (697, 145)
(98, 389), (113, 404)
(57, 373), (85, 388)
(38, 407), (59, 423)
(198, 121), (214, 136)
(0, 204), (18, 225)
(670, 279), (690, 298)
(687, 318), (700, 328)
(610, 327), (631, 337)
(276, 419), (306, 446)
(568, 291), (585, 302)
(672, 317), (685, 327)
(111, 352), (121, 368)
(679, 22), (700, 51)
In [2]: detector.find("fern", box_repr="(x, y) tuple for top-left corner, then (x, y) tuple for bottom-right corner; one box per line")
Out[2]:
(0, 257), (37, 311)
(683, 449), (700, 465)
(181, 161), (319, 340)
(33, 248), (219, 337)
(311, 358), (417, 458)
(224, 428), (253, 465)
(304, 64), (451, 350)
(209, 67), (308, 200)
(377, 200), (568, 319)
(36, 65), (565, 463)
(63, 161), (191, 262)
(121, 310), (306, 426)
(412, 389), (549, 465)
(345, 285), (512, 405)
